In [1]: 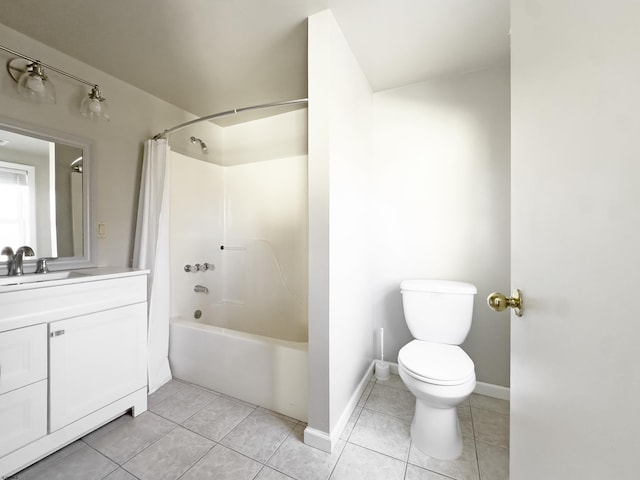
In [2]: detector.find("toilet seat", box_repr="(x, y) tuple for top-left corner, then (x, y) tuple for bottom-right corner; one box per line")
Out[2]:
(399, 340), (475, 386)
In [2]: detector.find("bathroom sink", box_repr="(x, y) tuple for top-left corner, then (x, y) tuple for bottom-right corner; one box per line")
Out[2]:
(0, 271), (88, 287)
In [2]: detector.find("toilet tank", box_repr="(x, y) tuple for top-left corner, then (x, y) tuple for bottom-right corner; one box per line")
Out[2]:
(401, 279), (477, 345)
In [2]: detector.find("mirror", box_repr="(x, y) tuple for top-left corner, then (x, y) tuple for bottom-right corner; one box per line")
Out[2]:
(0, 118), (93, 272)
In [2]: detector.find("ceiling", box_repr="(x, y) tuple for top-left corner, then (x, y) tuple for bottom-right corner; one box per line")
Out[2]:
(0, 0), (509, 123)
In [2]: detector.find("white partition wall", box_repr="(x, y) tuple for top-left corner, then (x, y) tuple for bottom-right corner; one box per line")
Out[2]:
(307, 9), (374, 451)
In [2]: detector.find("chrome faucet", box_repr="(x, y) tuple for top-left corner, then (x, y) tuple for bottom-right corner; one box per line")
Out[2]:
(1, 246), (15, 275)
(3, 246), (35, 276)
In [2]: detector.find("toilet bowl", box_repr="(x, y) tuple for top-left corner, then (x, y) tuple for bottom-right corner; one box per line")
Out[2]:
(398, 279), (477, 460)
(398, 340), (475, 459)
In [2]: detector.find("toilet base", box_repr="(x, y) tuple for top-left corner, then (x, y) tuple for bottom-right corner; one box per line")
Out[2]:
(411, 400), (463, 460)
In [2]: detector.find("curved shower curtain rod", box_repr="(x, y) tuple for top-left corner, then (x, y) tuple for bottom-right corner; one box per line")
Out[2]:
(152, 97), (308, 140)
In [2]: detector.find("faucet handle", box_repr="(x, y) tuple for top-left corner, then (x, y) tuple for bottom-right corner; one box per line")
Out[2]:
(16, 245), (35, 256)
(36, 257), (56, 274)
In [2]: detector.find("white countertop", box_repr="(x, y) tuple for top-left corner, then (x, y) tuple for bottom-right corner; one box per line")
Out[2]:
(0, 267), (149, 293)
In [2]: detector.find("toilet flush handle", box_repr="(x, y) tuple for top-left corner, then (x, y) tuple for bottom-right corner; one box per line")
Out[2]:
(487, 289), (523, 317)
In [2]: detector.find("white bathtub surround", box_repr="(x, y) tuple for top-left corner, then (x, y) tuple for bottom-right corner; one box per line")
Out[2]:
(169, 151), (308, 341)
(168, 146), (308, 420)
(133, 139), (173, 394)
(169, 318), (308, 421)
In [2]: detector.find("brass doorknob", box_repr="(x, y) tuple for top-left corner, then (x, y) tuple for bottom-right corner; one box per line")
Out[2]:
(487, 289), (523, 317)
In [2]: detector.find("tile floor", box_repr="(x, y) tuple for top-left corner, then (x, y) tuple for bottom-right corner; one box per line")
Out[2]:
(10, 374), (509, 480)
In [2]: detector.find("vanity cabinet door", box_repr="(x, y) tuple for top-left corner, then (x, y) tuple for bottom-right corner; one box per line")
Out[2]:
(48, 303), (147, 432)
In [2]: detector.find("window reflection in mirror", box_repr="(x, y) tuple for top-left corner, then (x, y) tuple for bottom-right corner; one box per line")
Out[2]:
(0, 126), (84, 263)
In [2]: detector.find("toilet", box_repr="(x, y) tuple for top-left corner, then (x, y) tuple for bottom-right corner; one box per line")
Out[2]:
(398, 279), (477, 460)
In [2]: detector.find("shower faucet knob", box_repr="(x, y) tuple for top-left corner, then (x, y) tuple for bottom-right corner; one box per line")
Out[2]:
(202, 263), (215, 271)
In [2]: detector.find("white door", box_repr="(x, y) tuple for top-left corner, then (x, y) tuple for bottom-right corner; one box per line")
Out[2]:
(510, 1), (640, 478)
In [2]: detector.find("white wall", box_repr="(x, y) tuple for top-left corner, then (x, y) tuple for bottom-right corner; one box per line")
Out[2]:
(371, 66), (511, 387)
(0, 24), (221, 267)
(307, 10), (374, 450)
(223, 108), (308, 166)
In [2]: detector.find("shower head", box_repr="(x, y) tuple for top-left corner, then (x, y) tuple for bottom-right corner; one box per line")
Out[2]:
(190, 136), (208, 152)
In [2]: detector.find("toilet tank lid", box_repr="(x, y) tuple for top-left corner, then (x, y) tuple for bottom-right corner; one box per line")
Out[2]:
(401, 279), (477, 294)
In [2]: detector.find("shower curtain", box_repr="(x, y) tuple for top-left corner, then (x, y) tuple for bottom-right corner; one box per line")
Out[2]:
(132, 138), (172, 394)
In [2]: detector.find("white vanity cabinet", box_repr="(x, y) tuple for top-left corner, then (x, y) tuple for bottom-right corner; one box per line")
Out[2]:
(0, 324), (48, 458)
(0, 268), (148, 479)
(49, 302), (147, 432)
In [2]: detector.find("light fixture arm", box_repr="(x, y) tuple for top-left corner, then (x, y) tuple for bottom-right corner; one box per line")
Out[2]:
(0, 43), (99, 90)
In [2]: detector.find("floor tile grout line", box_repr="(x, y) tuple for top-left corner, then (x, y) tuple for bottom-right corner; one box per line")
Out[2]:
(470, 406), (485, 480)
(470, 406), (510, 418)
(326, 440), (348, 480)
(213, 408), (297, 460)
(173, 440), (219, 480)
(175, 402), (255, 443)
(253, 463), (297, 480)
(259, 420), (299, 468)
(474, 439), (509, 451)
(343, 441), (410, 469)
(372, 380), (410, 393)
(150, 392), (228, 427)
(340, 405), (365, 443)
(360, 405), (413, 425)
(77, 442), (119, 480)
(110, 421), (181, 471)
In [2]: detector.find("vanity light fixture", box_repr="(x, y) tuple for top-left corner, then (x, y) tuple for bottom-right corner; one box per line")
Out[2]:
(1, 43), (110, 121)
(13, 60), (57, 103)
(80, 85), (110, 122)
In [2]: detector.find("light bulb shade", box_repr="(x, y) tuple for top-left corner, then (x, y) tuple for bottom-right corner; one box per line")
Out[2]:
(80, 86), (110, 121)
(17, 63), (56, 103)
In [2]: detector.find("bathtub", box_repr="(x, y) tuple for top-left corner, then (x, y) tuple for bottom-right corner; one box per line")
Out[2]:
(169, 316), (308, 421)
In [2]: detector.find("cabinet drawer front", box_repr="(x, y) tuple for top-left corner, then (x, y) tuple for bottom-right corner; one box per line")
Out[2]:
(49, 302), (147, 432)
(0, 324), (47, 395)
(0, 380), (47, 457)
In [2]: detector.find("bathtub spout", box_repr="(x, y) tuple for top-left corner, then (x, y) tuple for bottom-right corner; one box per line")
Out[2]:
(194, 284), (209, 293)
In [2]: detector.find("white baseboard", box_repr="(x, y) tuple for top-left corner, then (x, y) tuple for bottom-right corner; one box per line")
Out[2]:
(304, 361), (375, 453)
(382, 362), (510, 400)
(474, 381), (510, 400)
(303, 427), (332, 453)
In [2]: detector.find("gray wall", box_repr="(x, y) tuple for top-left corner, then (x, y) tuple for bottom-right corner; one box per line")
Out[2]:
(0, 24), (220, 267)
(370, 65), (511, 387)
